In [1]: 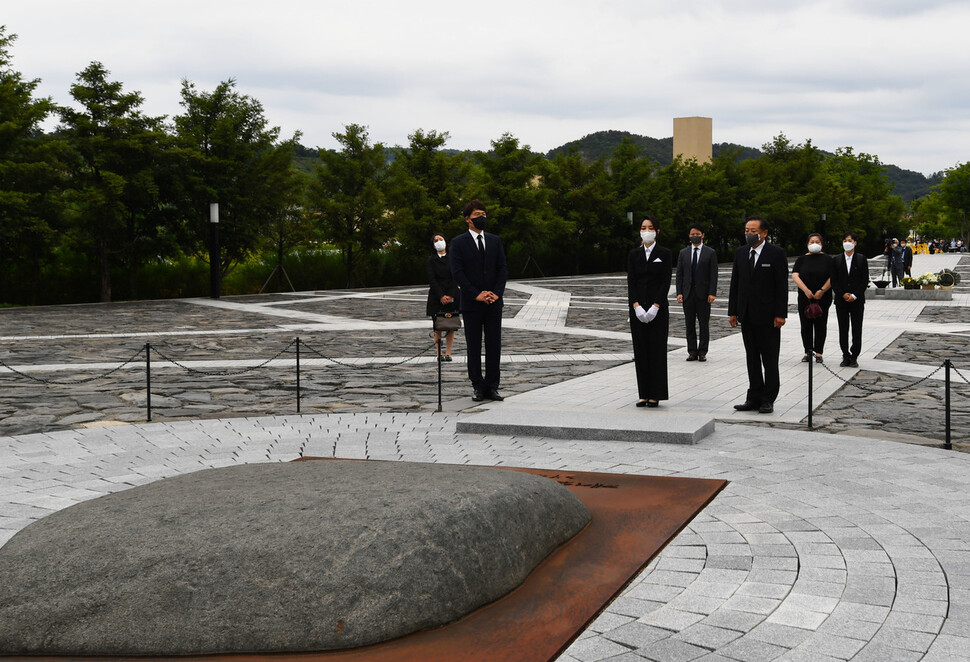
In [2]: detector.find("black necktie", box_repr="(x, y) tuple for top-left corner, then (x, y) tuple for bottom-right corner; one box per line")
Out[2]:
(477, 234), (484, 255)
(749, 249), (756, 272)
(691, 247), (698, 279)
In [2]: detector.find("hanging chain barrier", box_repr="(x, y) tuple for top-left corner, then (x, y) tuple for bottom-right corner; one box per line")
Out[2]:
(4, 334), (442, 424)
(299, 336), (437, 368)
(813, 358), (945, 393)
(0, 347), (146, 385)
(148, 340), (298, 377)
(807, 356), (965, 450)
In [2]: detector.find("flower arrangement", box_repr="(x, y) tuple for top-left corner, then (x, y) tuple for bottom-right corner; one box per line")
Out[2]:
(917, 272), (939, 286)
(901, 276), (918, 288)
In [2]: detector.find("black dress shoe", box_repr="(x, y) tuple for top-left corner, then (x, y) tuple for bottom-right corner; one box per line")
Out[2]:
(444, 355), (453, 362)
(698, 355), (707, 362)
(472, 390), (486, 402)
(758, 402), (774, 414)
(635, 399), (647, 407)
(839, 358), (850, 367)
(848, 359), (859, 368)
(801, 354), (810, 363)
(686, 354), (698, 361)
(815, 355), (823, 363)
(734, 401), (759, 411)
(486, 389), (504, 401)
(646, 400), (659, 408)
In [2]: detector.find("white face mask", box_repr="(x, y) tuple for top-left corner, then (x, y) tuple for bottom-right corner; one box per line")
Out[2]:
(843, 241), (856, 253)
(808, 243), (822, 254)
(433, 240), (446, 252)
(640, 230), (656, 244)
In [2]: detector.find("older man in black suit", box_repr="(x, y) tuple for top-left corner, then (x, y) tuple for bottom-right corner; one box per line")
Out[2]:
(676, 224), (719, 361)
(728, 216), (789, 414)
(832, 232), (869, 368)
(450, 200), (509, 402)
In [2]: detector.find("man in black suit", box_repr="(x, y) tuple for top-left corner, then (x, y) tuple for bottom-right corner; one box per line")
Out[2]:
(831, 232), (869, 368)
(899, 238), (913, 277)
(450, 200), (509, 402)
(728, 215), (788, 414)
(676, 224), (719, 361)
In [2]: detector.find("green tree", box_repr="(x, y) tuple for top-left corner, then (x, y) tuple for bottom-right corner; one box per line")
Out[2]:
(59, 61), (172, 302)
(475, 133), (556, 275)
(545, 149), (622, 273)
(0, 27), (65, 304)
(385, 129), (471, 257)
(935, 162), (970, 243)
(310, 123), (389, 287)
(174, 79), (299, 278)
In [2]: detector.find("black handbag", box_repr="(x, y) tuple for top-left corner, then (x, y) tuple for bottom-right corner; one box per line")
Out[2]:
(433, 310), (461, 332)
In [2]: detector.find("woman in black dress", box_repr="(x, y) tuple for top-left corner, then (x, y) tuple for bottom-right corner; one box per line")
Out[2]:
(791, 233), (834, 363)
(427, 233), (460, 361)
(627, 215), (672, 407)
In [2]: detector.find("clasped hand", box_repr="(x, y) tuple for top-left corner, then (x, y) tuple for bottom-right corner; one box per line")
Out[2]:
(476, 291), (499, 304)
(634, 304), (658, 324)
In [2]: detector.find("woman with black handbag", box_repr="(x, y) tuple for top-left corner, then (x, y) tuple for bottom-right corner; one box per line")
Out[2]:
(427, 233), (460, 361)
(791, 233), (834, 363)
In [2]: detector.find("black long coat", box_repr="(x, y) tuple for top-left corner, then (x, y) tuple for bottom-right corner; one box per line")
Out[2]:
(426, 254), (460, 317)
(627, 243), (672, 400)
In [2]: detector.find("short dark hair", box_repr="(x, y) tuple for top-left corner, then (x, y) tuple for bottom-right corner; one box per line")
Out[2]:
(431, 233), (445, 243)
(843, 232), (859, 242)
(640, 214), (660, 231)
(808, 233), (823, 243)
(746, 215), (768, 232)
(463, 200), (486, 218)
(688, 224), (705, 234)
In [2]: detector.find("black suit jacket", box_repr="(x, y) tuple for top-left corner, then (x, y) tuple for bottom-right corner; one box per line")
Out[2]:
(450, 230), (508, 311)
(627, 244), (673, 309)
(728, 242), (789, 325)
(675, 244), (718, 301)
(831, 252), (869, 304)
(901, 246), (913, 269)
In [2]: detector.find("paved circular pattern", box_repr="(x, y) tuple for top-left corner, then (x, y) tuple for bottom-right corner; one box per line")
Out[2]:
(1, 413), (968, 660)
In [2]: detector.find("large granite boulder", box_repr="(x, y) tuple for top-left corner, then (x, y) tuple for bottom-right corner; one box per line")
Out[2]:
(0, 460), (590, 656)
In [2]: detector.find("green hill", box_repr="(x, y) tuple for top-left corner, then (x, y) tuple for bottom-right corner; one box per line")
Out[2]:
(544, 130), (938, 200)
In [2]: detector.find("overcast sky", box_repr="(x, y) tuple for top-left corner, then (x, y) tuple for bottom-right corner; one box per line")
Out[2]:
(5, 0), (969, 176)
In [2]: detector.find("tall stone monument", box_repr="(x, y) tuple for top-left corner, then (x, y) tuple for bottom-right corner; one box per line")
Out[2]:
(673, 116), (712, 164)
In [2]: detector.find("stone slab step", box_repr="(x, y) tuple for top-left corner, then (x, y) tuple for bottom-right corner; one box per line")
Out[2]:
(871, 288), (952, 300)
(456, 407), (715, 445)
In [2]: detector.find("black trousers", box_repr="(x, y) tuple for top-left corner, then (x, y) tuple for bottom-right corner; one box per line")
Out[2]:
(835, 301), (864, 360)
(797, 298), (831, 355)
(461, 304), (503, 391)
(629, 308), (669, 400)
(682, 293), (711, 355)
(740, 322), (781, 405)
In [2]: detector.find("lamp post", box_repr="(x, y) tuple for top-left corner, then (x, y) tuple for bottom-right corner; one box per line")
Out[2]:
(209, 203), (220, 299)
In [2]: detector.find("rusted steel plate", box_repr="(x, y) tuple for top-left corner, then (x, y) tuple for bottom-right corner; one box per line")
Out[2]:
(8, 463), (725, 662)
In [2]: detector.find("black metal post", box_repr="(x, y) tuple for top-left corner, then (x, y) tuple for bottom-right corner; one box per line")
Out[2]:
(945, 359), (952, 450)
(807, 351), (814, 430)
(296, 337), (302, 414)
(209, 203), (221, 299)
(145, 342), (152, 422)
(436, 334), (443, 413)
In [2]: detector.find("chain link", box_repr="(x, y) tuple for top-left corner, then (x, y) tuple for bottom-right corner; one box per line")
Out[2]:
(0, 347), (145, 385)
(814, 359), (945, 393)
(147, 340), (298, 377)
(300, 337), (436, 368)
(953, 364), (970, 386)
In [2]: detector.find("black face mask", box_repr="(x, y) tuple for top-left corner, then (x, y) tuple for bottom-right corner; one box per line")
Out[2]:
(689, 236), (703, 245)
(745, 233), (761, 247)
(471, 215), (487, 231)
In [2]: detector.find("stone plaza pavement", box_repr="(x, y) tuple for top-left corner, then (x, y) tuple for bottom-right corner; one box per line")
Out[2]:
(1, 252), (970, 660)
